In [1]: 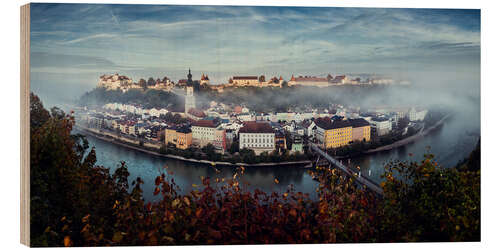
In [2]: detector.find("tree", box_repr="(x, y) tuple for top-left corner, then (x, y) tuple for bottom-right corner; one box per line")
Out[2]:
(50, 107), (65, 120)
(30, 93), (132, 246)
(463, 139), (480, 172)
(159, 145), (167, 154)
(284, 131), (292, 150)
(30, 93), (50, 130)
(259, 75), (266, 82)
(147, 77), (155, 86)
(239, 148), (256, 163)
(201, 143), (216, 156)
(398, 117), (410, 130)
(379, 153), (480, 242)
(229, 141), (239, 154)
(138, 78), (147, 89)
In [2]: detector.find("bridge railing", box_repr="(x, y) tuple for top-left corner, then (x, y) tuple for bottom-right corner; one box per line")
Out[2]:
(310, 144), (384, 196)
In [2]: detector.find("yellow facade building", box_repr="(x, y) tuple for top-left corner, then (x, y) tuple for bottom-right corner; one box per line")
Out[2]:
(315, 118), (370, 149)
(349, 118), (371, 142)
(176, 127), (192, 150)
(331, 120), (353, 148)
(165, 128), (177, 145)
(165, 126), (192, 150)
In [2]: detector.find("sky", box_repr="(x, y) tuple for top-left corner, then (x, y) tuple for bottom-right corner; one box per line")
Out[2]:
(29, 3), (480, 105)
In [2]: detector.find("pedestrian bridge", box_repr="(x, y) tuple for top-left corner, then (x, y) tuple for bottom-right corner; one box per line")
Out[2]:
(310, 144), (384, 196)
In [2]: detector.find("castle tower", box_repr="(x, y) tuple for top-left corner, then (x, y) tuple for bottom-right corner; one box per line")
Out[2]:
(289, 75), (296, 86)
(200, 73), (210, 85)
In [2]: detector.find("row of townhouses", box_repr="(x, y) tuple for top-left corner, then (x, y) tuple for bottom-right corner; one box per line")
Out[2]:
(80, 94), (428, 155)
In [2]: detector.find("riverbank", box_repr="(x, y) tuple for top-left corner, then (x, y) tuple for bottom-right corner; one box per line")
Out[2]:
(74, 125), (311, 167)
(364, 114), (451, 154)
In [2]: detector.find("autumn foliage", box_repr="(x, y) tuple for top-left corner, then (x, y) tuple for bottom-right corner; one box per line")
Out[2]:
(29, 93), (480, 246)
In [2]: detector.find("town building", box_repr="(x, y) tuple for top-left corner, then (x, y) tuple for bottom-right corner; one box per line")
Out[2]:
(176, 127), (192, 149)
(231, 76), (259, 86)
(266, 76), (284, 88)
(152, 77), (174, 92)
(370, 117), (392, 136)
(291, 134), (304, 153)
(97, 73), (133, 90)
(236, 112), (254, 122)
(288, 75), (330, 87)
(165, 126), (192, 150)
(165, 127), (178, 146)
(135, 123), (149, 137)
(314, 118), (353, 149)
(213, 128), (227, 154)
(191, 119), (219, 147)
(348, 118), (371, 142)
(331, 75), (348, 84)
(408, 108), (428, 122)
(303, 120), (316, 138)
(149, 125), (165, 141)
(275, 131), (287, 153)
(239, 122), (275, 155)
(186, 108), (206, 121)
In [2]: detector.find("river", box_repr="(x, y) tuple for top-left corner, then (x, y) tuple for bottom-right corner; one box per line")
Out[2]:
(86, 135), (318, 202)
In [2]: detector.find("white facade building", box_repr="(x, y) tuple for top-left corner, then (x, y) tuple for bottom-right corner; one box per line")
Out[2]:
(370, 118), (392, 136)
(238, 122), (275, 155)
(97, 73), (133, 90)
(232, 76), (259, 86)
(191, 120), (218, 147)
(408, 108), (428, 122)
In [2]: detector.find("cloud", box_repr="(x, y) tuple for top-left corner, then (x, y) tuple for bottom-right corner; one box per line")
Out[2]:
(59, 33), (119, 45)
(30, 52), (118, 70)
(29, 4), (480, 83)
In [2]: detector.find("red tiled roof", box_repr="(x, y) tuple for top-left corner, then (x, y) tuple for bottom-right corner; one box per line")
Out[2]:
(295, 76), (328, 82)
(192, 119), (217, 128)
(239, 122), (274, 133)
(233, 76), (258, 80)
(234, 106), (243, 113)
(188, 108), (206, 118)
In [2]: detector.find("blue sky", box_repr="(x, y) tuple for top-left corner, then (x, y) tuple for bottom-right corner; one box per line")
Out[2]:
(30, 3), (480, 85)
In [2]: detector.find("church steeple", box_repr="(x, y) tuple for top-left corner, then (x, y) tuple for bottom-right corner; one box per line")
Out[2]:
(187, 68), (192, 81)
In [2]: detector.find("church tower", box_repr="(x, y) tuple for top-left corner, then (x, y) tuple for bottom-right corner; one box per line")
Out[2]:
(185, 69), (196, 114)
(187, 68), (193, 86)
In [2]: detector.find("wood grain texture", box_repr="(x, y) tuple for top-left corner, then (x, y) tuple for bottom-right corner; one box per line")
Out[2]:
(20, 3), (30, 246)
